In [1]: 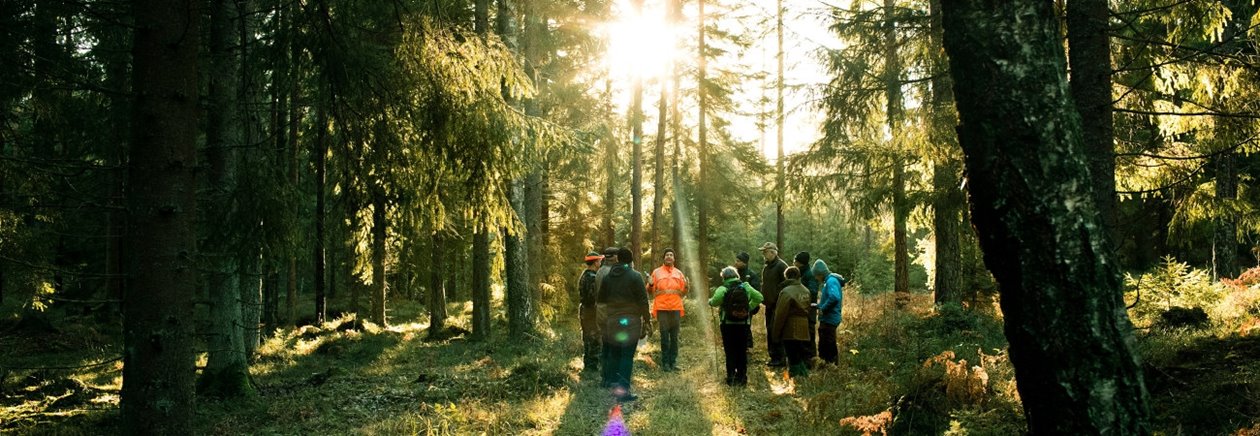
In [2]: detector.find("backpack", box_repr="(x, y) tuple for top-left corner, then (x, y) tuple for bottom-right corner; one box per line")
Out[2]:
(723, 281), (751, 322)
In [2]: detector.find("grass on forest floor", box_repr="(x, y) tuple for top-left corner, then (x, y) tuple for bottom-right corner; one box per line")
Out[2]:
(7, 291), (1260, 435)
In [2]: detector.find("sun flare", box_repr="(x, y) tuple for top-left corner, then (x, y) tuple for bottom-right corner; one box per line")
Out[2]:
(602, 1), (677, 82)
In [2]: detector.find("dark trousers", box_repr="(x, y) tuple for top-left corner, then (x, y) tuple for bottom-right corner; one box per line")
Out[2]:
(785, 340), (811, 377)
(720, 323), (751, 385)
(601, 314), (642, 392)
(580, 305), (601, 370)
(657, 310), (681, 369)
(818, 322), (839, 364)
(807, 308), (818, 360)
(764, 303), (785, 362)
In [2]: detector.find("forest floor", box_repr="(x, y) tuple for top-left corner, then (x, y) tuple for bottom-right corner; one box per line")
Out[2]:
(3, 292), (1260, 435)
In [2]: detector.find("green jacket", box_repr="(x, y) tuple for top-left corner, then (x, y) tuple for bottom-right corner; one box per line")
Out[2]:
(708, 277), (764, 324)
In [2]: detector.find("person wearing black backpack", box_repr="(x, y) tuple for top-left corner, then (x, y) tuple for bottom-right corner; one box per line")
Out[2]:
(709, 266), (764, 386)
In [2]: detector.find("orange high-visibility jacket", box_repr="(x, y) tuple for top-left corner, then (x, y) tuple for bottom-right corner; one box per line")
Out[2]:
(649, 265), (688, 316)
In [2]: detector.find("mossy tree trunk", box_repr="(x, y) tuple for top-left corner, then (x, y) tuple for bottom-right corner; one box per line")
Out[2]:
(939, 0), (1151, 432)
(199, 0), (253, 399)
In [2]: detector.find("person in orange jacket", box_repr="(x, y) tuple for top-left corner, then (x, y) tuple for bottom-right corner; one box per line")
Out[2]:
(648, 248), (688, 372)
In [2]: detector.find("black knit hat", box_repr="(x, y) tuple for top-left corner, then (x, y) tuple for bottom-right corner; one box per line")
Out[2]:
(794, 251), (811, 266)
(736, 251), (750, 263)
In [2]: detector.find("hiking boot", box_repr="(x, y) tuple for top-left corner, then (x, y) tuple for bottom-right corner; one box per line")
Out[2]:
(618, 393), (639, 403)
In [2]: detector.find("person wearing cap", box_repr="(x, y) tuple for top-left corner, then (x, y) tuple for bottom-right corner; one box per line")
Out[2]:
(811, 259), (846, 365)
(734, 251), (759, 350)
(759, 242), (789, 367)
(772, 266), (813, 378)
(596, 247), (651, 402)
(648, 248), (688, 372)
(578, 251), (604, 372)
(793, 251), (819, 363)
(709, 266), (764, 386)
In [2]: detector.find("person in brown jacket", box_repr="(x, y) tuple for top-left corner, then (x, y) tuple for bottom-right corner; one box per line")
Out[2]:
(772, 266), (813, 378)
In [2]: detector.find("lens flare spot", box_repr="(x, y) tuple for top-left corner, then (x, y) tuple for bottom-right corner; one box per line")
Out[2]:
(615, 331), (629, 343)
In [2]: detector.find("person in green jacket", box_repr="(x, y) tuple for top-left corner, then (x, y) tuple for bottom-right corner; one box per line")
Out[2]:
(709, 266), (764, 386)
(772, 266), (813, 378)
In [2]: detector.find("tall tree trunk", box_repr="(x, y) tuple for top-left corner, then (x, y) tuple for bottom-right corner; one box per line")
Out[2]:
(500, 0), (535, 340)
(650, 0), (678, 259)
(122, 0), (200, 431)
(238, 0), (262, 357)
(929, 0), (963, 306)
(696, 0), (709, 269)
(285, 3), (301, 325)
(669, 0), (683, 252)
(370, 189), (388, 325)
(775, 0), (785, 250)
(1208, 0), (1254, 280)
(1067, 0), (1118, 251)
(505, 181), (534, 339)
(199, 0), (252, 398)
(428, 233), (448, 336)
(314, 91), (328, 323)
(472, 230), (491, 340)
(884, 0), (910, 306)
(471, 0), (492, 341)
(629, 1), (645, 263)
(241, 249), (262, 355)
(1213, 151), (1239, 279)
(101, 9), (131, 308)
(939, 0), (1151, 432)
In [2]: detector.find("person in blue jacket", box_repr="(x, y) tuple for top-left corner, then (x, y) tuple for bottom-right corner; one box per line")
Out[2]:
(811, 259), (845, 365)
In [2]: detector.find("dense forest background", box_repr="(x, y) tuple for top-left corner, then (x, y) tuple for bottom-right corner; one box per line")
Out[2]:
(3, 0), (1260, 434)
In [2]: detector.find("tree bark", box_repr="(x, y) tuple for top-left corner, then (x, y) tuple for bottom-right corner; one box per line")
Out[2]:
(1213, 151), (1239, 279)
(652, 80), (667, 259)
(939, 0), (1151, 432)
(370, 189), (388, 325)
(630, 0), (645, 262)
(1067, 0), (1118, 251)
(505, 181), (535, 339)
(199, 0), (252, 399)
(929, 0), (963, 306)
(314, 91), (328, 323)
(122, 0), (200, 431)
(471, 230), (491, 340)
(884, 0), (910, 306)
(775, 0), (785, 251)
(428, 232), (448, 336)
(696, 0), (709, 269)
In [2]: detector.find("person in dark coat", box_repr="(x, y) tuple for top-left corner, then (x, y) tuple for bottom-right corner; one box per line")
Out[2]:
(793, 251), (819, 363)
(578, 251), (604, 372)
(596, 247), (650, 402)
(759, 242), (788, 367)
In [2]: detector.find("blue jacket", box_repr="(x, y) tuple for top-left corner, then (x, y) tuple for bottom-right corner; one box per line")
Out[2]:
(812, 259), (844, 326)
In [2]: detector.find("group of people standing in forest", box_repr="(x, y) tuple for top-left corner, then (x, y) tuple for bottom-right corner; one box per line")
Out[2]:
(576, 242), (845, 402)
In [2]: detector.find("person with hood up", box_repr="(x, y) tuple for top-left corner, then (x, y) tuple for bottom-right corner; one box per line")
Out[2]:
(596, 247), (651, 402)
(772, 266), (814, 378)
(709, 266), (764, 386)
(811, 259), (846, 365)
